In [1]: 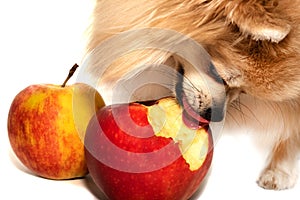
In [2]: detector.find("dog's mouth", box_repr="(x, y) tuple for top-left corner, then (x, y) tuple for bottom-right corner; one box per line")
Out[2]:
(180, 93), (210, 130)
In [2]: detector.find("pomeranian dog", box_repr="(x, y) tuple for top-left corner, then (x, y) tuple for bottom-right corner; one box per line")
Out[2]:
(85, 0), (300, 190)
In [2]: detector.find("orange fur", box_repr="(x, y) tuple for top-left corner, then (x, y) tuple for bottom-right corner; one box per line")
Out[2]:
(87, 0), (300, 190)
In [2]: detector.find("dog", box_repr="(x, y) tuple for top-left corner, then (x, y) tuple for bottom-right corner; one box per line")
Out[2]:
(85, 0), (300, 190)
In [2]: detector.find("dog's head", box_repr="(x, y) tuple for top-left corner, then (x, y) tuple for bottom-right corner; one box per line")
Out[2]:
(87, 0), (300, 123)
(166, 0), (300, 122)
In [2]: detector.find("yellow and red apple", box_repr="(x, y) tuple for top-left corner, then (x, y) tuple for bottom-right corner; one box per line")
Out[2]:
(85, 97), (213, 200)
(7, 64), (105, 180)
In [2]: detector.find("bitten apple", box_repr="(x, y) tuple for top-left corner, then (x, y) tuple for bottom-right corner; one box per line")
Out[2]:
(85, 97), (213, 200)
(7, 64), (105, 180)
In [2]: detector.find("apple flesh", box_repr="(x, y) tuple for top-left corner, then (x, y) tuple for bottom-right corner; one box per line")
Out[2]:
(7, 83), (105, 179)
(85, 97), (213, 200)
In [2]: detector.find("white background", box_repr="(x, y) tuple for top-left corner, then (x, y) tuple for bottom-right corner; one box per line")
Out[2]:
(1, 0), (299, 199)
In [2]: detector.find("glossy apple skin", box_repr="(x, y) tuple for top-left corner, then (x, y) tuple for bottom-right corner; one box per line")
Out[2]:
(7, 84), (104, 179)
(85, 102), (213, 200)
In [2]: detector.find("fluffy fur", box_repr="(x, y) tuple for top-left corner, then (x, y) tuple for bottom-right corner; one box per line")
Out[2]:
(87, 0), (300, 190)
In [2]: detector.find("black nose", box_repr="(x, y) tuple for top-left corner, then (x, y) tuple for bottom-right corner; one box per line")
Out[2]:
(201, 108), (211, 121)
(201, 107), (224, 122)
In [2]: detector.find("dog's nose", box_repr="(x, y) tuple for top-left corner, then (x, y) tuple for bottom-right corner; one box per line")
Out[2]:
(201, 108), (211, 121)
(201, 106), (224, 122)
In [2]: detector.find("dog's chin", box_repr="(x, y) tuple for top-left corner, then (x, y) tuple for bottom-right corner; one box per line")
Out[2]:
(179, 92), (210, 129)
(179, 91), (226, 128)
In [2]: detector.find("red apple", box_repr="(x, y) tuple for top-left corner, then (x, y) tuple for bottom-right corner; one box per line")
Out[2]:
(85, 97), (213, 200)
(7, 64), (105, 179)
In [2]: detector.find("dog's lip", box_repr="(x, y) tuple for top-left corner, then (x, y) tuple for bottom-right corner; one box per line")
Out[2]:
(181, 93), (210, 129)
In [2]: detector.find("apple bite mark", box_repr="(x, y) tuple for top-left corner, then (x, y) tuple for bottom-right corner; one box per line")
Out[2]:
(148, 98), (209, 171)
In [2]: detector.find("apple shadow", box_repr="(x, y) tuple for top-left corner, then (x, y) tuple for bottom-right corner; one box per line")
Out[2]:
(9, 138), (213, 200)
(83, 174), (109, 200)
(189, 167), (213, 200)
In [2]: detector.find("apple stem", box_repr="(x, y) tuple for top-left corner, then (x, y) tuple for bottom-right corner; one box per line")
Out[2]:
(61, 63), (79, 87)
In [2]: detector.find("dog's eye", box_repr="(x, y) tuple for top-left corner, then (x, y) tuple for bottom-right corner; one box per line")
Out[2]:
(208, 63), (225, 84)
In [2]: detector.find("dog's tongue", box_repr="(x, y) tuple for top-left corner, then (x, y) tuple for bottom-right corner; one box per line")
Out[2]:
(181, 94), (209, 129)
